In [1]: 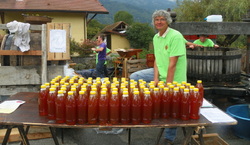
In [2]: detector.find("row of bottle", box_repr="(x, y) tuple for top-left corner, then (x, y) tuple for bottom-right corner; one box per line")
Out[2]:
(38, 76), (204, 125)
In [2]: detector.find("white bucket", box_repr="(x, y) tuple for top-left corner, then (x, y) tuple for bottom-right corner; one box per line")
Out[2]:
(204, 15), (223, 22)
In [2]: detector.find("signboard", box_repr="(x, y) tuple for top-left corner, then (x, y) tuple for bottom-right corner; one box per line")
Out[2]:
(49, 29), (66, 53)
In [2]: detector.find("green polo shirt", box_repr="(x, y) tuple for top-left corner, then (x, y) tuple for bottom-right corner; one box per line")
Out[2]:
(153, 28), (187, 83)
(193, 38), (215, 47)
(95, 48), (111, 65)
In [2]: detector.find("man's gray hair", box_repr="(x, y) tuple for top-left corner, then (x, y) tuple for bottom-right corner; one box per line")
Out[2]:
(152, 10), (172, 26)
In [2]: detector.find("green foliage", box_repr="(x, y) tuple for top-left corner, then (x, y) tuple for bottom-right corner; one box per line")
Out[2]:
(70, 39), (96, 57)
(175, 0), (250, 22)
(126, 22), (155, 49)
(70, 39), (81, 55)
(139, 48), (154, 59)
(87, 19), (107, 39)
(114, 11), (134, 25)
(174, 0), (250, 48)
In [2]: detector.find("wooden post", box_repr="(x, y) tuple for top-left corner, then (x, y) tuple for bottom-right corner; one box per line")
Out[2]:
(41, 24), (47, 84)
(246, 35), (250, 74)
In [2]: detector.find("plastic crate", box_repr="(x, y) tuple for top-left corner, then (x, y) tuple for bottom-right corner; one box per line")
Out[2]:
(191, 133), (229, 145)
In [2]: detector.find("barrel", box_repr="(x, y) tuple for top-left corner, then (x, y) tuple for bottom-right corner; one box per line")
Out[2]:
(187, 47), (242, 82)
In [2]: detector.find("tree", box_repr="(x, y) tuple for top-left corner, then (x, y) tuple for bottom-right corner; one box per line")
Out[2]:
(174, 0), (250, 48)
(126, 22), (155, 49)
(87, 19), (106, 39)
(175, 0), (250, 22)
(114, 11), (134, 25)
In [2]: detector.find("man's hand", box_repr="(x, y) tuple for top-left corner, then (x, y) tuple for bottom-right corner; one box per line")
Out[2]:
(214, 44), (219, 48)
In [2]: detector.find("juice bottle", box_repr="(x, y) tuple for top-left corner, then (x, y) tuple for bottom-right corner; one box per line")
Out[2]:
(120, 90), (130, 124)
(47, 87), (57, 120)
(159, 84), (165, 97)
(60, 87), (67, 99)
(77, 91), (88, 124)
(180, 89), (190, 120)
(181, 81), (187, 87)
(186, 83), (191, 89)
(110, 91), (120, 124)
(196, 80), (204, 107)
(131, 90), (141, 124)
(171, 87), (180, 119)
(189, 85), (195, 103)
(65, 91), (76, 125)
(70, 86), (78, 101)
(149, 85), (155, 96)
(55, 90), (65, 123)
(64, 82), (70, 92)
(172, 81), (178, 87)
(38, 85), (48, 116)
(190, 88), (200, 120)
(161, 87), (171, 119)
(152, 87), (161, 119)
(142, 91), (153, 124)
(88, 91), (98, 124)
(99, 91), (109, 125)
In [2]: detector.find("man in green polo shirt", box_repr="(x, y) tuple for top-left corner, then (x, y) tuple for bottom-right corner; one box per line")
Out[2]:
(153, 11), (187, 84)
(152, 10), (187, 145)
(193, 34), (219, 48)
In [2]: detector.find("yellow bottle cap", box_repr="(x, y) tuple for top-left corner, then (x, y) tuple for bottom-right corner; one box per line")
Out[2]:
(112, 91), (118, 95)
(79, 91), (85, 95)
(90, 91), (96, 95)
(41, 85), (46, 89)
(154, 87), (159, 91)
(101, 91), (106, 95)
(123, 91), (128, 95)
(134, 91), (139, 95)
(174, 87), (179, 91)
(58, 90), (64, 94)
(68, 91), (74, 95)
(164, 87), (169, 91)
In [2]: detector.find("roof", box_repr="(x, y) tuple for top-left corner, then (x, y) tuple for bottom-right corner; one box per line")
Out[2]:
(0, 0), (108, 14)
(101, 21), (128, 35)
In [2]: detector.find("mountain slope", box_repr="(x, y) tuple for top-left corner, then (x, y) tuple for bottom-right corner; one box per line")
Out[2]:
(93, 0), (176, 24)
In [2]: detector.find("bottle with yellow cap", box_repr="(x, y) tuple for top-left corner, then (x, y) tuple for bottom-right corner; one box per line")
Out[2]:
(110, 90), (120, 124)
(99, 91), (109, 125)
(55, 90), (65, 124)
(47, 87), (57, 120)
(77, 91), (88, 124)
(142, 90), (153, 124)
(39, 85), (48, 116)
(180, 88), (190, 120)
(171, 87), (180, 119)
(190, 88), (200, 120)
(152, 87), (161, 119)
(88, 91), (98, 124)
(65, 91), (76, 125)
(196, 80), (204, 107)
(131, 90), (141, 124)
(161, 87), (171, 119)
(120, 90), (130, 124)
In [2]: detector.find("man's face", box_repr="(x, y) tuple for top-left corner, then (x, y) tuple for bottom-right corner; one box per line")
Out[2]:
(96, 36), (102, 45)
(154, 16), (168, 31)
(199, 35), (207, 43)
